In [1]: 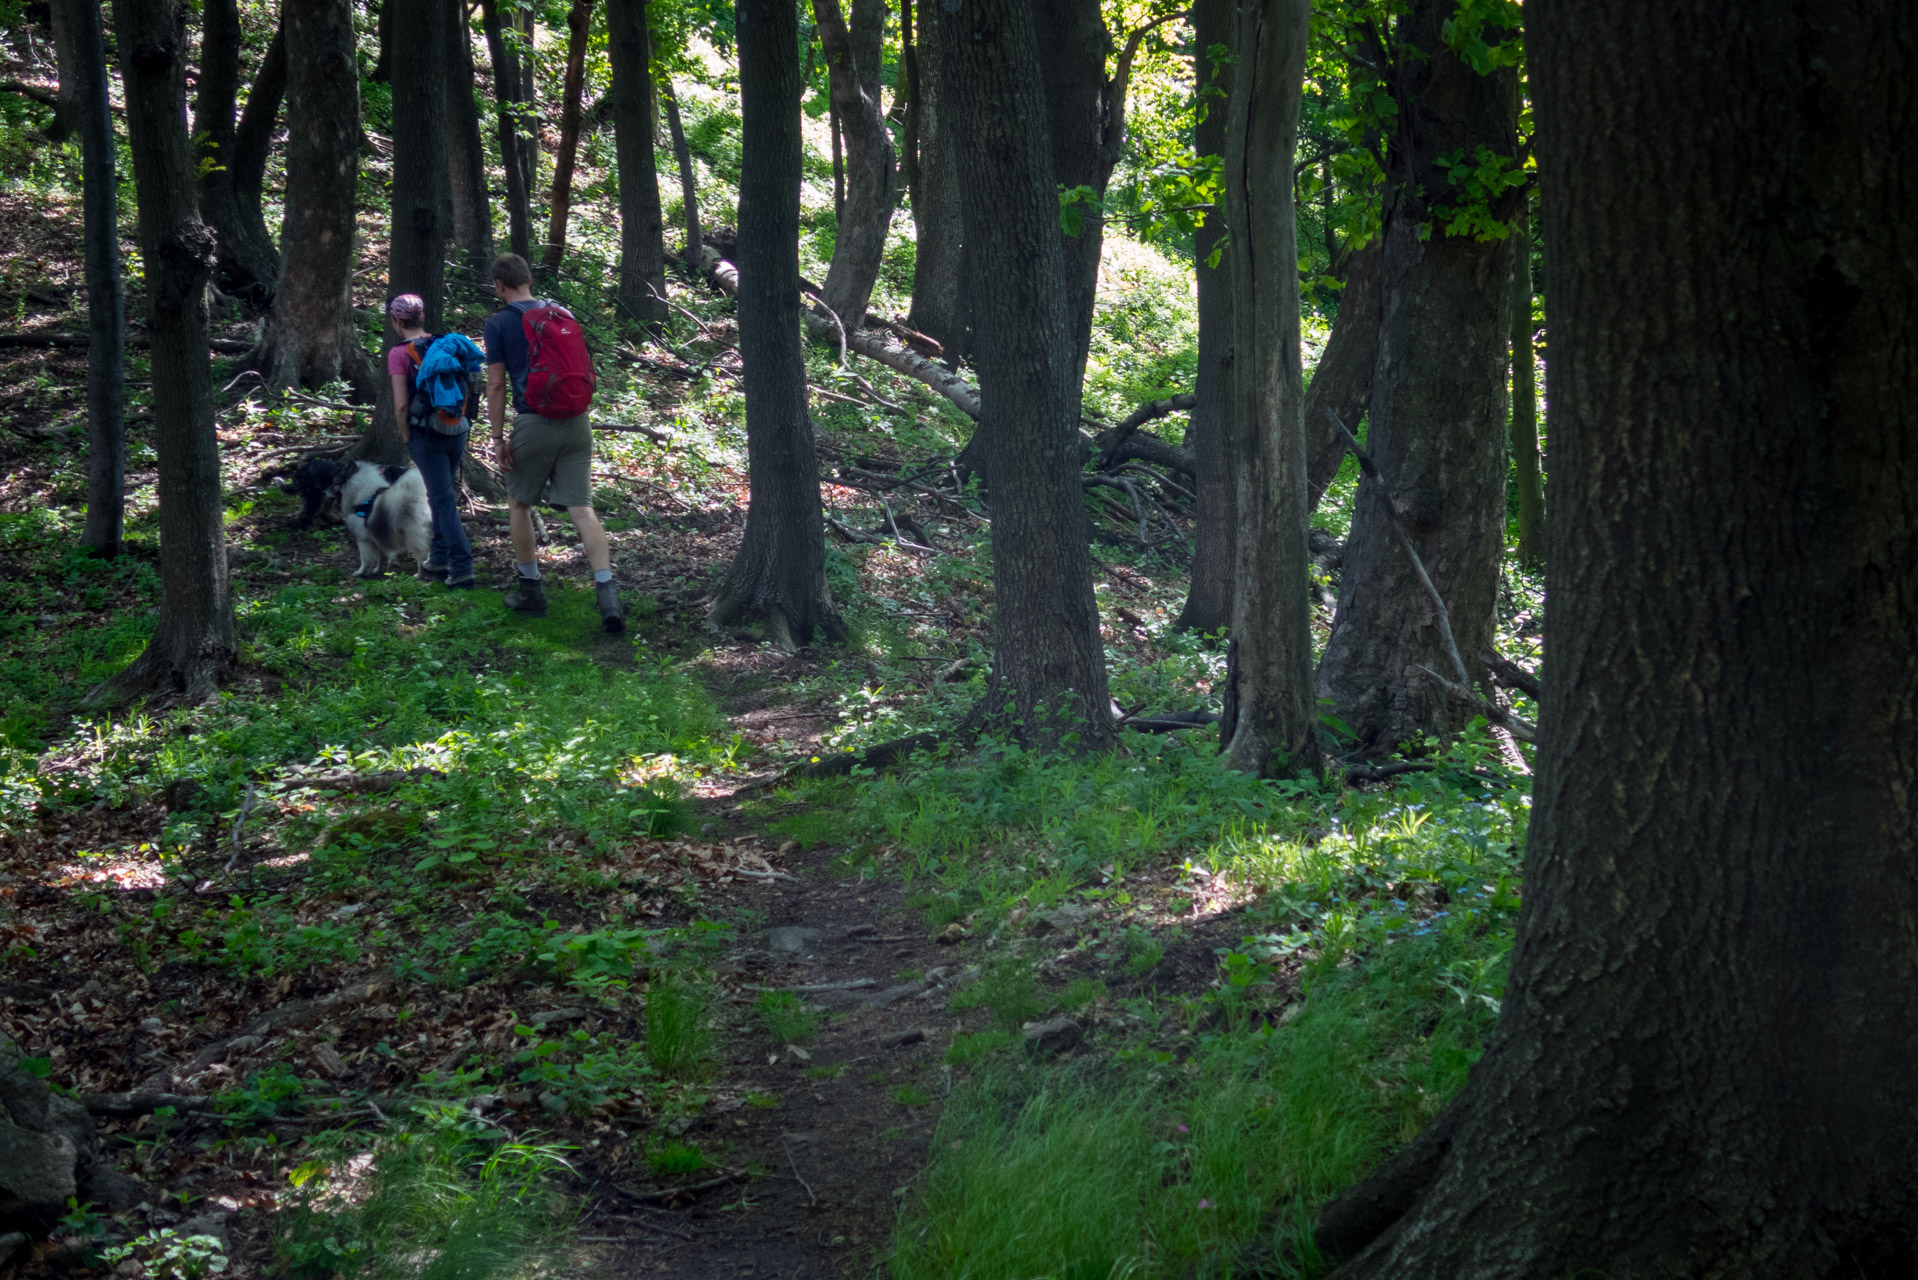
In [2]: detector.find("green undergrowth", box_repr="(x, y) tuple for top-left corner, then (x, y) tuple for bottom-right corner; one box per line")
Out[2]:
(892, 925), (1507, 1280)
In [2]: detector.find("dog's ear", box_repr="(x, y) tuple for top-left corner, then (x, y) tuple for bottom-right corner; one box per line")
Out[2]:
(382, 465), (407, 485)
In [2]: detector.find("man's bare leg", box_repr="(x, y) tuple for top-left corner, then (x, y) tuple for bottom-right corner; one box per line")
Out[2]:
(567, 504), (612, 573)
(508, 498), (539, 567)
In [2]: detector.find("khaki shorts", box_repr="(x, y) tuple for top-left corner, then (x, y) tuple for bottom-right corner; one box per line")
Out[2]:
(505, 411), (594, 507)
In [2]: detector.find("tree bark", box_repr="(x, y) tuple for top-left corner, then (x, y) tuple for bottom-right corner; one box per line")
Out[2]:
(444, 0), (494, 273)
(1302, 233), (1382, 510)
(607, 0), (667, 334)
(542, 0), (594, 270)
(46, 0), (83, 143)
(660, 77), (701, 258)
(60, 0), (125, 558)
(370, 0), (392, 83)
(228, 16), (286, 239)
(94, 0), (233, 703)
(1215, 0), (1317, 779)
(709, 0), (847, 650)
(936, 0), (1113, 751)
(1318, 2), (1918, 1273)
(193, 0), (279, 303)
(904, 0), (969, 362)
(1508, 189), (1543, 567)
(1313, 0), (1518, 757)
(1033, 0), (1110, 386)
(253, 0), (374, 402)
(478, 0), (533, 262)
(812, 0), (895, 331)
(1174, 0), (1236, 635)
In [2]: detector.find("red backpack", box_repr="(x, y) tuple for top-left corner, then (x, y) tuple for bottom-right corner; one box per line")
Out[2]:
(519, 300), (596, 419)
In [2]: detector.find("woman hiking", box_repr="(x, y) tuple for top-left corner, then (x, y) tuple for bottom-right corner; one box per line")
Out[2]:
(386, 293), (481, 588)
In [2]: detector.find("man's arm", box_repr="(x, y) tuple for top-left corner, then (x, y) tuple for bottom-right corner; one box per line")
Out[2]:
(487, 362), (513, 471)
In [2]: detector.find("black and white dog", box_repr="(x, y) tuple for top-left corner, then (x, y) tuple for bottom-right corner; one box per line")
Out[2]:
(327, 460), (433, 578)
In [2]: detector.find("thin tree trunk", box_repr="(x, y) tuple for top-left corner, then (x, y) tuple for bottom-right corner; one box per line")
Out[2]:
(444, 0), (493, 273)
(194, 0), (279, 302)
(542, 0), (594, 270)
(898, 0), (917, 196)
(709, 0), (846, 650)
(228, 17), (286, 243)
(936, 0), (1113, 751)
(1509, 189), (1543, 567)
(1302, 233), (1382, 510)
(1175, 0), (1236, 635)
(1216, 0), (1317, 779)
(60, 0), (124, 558)
(829, 96), (844, 222)
(812, 0), (894, 330)
(254, 0), (374, 402)
(478, 0), (532, 261)
(1313, 0), (1518, 756)
(607, 0), (666, 333)
(370, 0), (392, 83)
(374, 0), (449, 462)
(93, 0), (233, 704)
(1317, 3), (1918, 1273)
(516, 3), (540, 203)
(1034, 0), (1109, 387)
(661, 78), (701, 257)
(904, 2), (969, 362)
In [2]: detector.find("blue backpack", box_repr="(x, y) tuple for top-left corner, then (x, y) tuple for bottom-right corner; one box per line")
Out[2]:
(405, 333), (486, 435)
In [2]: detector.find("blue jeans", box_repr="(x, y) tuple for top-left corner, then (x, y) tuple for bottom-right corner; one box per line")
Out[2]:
(405, 429), (473, 579)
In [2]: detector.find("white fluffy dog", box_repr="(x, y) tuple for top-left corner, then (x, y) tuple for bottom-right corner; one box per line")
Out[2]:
(331, 461), (432, 578)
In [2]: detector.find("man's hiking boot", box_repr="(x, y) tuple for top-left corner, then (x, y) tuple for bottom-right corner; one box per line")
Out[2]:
(596, 579), (625, 634)
(503, 574), (548, 616)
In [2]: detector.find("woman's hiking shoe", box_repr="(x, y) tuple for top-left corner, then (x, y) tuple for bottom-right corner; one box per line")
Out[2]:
(422, 562), (450, 579)
(444, 573), (476, 589)
(596, 580), (625, 634)
(502, 575), (548, 616)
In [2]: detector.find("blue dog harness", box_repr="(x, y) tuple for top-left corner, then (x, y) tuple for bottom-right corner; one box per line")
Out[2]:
(352, 485), (390, 522)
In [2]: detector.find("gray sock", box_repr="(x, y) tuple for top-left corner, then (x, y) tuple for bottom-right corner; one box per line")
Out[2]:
(594, 569), (613, 584)
(518, 562), (540, 580)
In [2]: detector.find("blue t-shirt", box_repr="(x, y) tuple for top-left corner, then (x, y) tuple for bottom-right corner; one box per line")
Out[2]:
(483, 299), (542, 415)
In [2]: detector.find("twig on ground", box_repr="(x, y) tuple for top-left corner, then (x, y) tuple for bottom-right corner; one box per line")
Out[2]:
(784, 1139), (817, 1206)
(222, 782), (258, 874)
(615, 1169), (751, 1205)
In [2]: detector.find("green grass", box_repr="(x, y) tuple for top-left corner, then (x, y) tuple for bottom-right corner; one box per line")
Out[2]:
(892, 929), (1505, 1280)
(645, 973), (715, 1082)
(645, 1140), (709, 1177)
(755, 989), (820, 1048)
(279, 1107), (573, 1280)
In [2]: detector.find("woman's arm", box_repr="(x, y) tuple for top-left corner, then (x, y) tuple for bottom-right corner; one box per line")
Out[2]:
(391, 373), (412, 442)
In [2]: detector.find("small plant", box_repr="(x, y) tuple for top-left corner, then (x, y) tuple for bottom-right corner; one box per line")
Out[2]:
(101, 1230), (228, 1279)
(892, 1084), (934, 1108)
(755, 990), (819, 1048)
(1057, 977), (1106, 1012)
(743, 1091), (780, 1109)
(805, 1063), (847, 1080)
(946, 1030), (1015, 1065)
(645, 973), (714, 1081)
(949, 959), (1044, 1033)
(646, 1140), (707, 1176)
(220, 1063), (307, 1120)
(1116, 924), (1164, 977)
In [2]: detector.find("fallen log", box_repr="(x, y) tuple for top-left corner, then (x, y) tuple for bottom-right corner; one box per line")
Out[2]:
(275, 767), (446, 793)
(0, 332), (254, 354)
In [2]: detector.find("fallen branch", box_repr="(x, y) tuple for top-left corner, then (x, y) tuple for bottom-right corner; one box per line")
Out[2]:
(139, 978), (385, 1091)
(594, 422), (673, 444)
(276, 767), (446, 793)
(1480, 650), (1544, 702)
(1093, 392), (1197, 470)
(614, 1169), (751, 1205)
(785, 730), (943, 780)
(0, 332), (253, 354)
(1116, 708), (1220, 734)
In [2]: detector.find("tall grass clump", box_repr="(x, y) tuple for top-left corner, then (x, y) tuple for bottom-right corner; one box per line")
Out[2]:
(279, 1108), (573, 1280)
(892, 928), (1504, 1280)
(645, 972), (715, 1080)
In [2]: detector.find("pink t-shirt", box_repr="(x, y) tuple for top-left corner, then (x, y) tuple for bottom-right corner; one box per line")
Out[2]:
(386, 343), (418, 378)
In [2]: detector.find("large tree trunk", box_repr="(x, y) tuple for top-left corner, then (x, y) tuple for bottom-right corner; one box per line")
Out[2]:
(61, 0), (125, 559)
(93, 0), (234, 704)
(228, 16), (286, 242)
(1034, 0), (1109, 386)
(478, 0), (533, 262)
(607, 0), (666, 334)
(254, 0), (374, 402)
(1302, 234), (1382, 510)
(660, 78), (701, 258)
(444, 0), (494, 273)
(1316, 2), (1918, 1274)
(1216, 0), (1317, 779)
(708, 0), (846, 651)
(371, 0), (450, 463)
(1508, 189), (1543, 568)
(542, 0), (594, 270)
(904, 0), (969, 363)
(193, 0), (279, 303)
(1174, 0), (1237, 635)
(1313, 0), (1518, 757)
(812, 0), (895, 330)
(936, 0), (1113, 751)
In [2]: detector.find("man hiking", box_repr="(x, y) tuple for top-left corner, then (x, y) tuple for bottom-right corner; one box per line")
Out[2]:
(483, 253), (624, 632)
